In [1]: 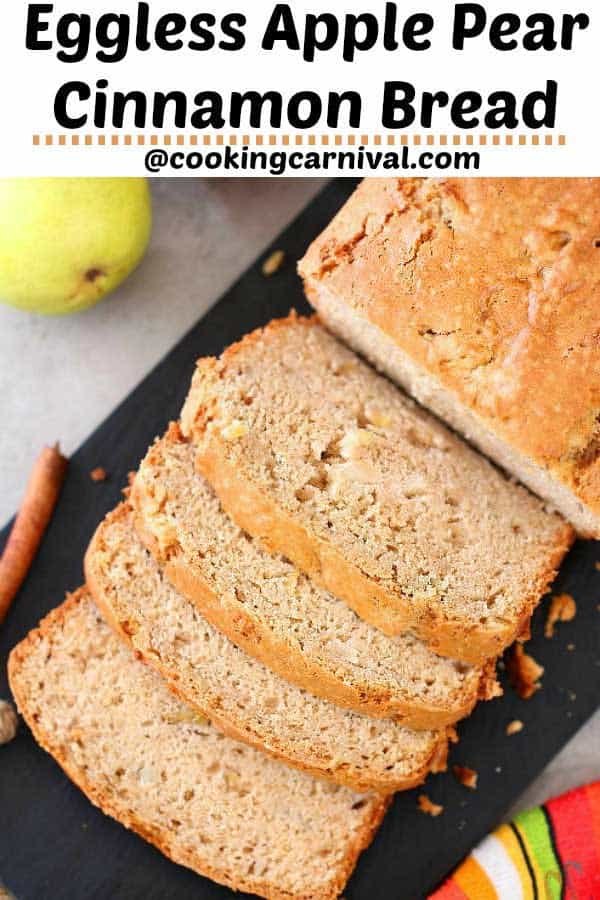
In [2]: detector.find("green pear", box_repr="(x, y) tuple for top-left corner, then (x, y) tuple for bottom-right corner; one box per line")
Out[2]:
(0, 178), (152, 315)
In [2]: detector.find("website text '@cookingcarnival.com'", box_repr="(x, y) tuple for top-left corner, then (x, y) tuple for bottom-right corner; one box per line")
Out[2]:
(143, 144), (480, 174)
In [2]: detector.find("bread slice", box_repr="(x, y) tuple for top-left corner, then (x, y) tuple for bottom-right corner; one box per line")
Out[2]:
(130, 425), (499, 726)
(299, 178), (600, 538)
(8, 591), (389, 900)
(181, 315), (573, 664)
(85, 504), (450, 793)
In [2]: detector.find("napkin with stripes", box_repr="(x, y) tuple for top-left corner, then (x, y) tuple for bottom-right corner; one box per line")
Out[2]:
(431, 781), (600, 898)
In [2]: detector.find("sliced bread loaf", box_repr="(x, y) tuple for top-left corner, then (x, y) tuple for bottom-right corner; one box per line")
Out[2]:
(180, 315), (573, 664)
(131, 425), (498, 725)
(85, 504), (449, 793)
(299, 178), (600, 537)
(8, 591), (389, 900)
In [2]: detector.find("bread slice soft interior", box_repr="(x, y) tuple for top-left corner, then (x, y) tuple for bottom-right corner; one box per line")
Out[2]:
(180, 314), (573, 663)
(299, 177), (600, 538)
(85, 504), (450, 793)
(307, 283), (600, 538)
(8, 592), (389, 900)
(130, 424), (499, 726)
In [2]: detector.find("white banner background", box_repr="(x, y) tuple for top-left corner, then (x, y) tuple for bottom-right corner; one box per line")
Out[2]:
(0, 0), (597, 175)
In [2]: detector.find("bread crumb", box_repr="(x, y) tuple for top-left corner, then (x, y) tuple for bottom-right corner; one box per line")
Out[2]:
(595, 561), (600, 572)
(221, 420), (248, 441)
(418, 794), (443, 817)
(506, 719), (524, 736)
(452, 765), (478, 789)
(262, 249), (285, 277)
(545, 593), (576, 638)
(506, 644), (544, 699)
(0, 699), (18, 745)
(567, 643), (575, 651)
(90, 467), (107, 482)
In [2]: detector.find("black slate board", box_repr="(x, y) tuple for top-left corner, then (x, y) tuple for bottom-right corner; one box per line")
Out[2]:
(1, 179), (599, 900)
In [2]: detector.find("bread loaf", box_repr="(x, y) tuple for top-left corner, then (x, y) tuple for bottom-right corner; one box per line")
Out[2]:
(299, 177), (600, 537)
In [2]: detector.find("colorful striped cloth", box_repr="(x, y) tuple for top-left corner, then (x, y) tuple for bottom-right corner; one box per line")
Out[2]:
(431, 781), (600, 899)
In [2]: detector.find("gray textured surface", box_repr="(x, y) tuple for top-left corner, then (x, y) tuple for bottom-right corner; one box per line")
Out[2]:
(1, 176), (598, 835)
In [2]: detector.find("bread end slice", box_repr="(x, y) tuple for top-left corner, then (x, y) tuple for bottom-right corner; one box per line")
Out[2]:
(8, 592), (390, 900)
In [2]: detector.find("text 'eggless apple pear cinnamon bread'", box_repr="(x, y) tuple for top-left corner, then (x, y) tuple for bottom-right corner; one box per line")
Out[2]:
(8, 593), (389, 900)
(180, 315), (573, 664)
(130, 424), (499, 725)
(85, 503), (450, 793)
(299, 177), (600, 537)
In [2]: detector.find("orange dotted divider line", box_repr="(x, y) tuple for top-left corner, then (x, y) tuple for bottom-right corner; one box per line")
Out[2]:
(32, 133), (568, 148)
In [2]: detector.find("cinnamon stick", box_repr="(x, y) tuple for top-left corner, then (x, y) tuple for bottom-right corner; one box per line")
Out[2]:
(0, 444), (68, 624)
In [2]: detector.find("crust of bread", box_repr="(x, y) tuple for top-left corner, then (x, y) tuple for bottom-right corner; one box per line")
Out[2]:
(8, 592), (390, 900)
(181, 320), (571, 664)
(194, 435), (569, 663)
(130, 432), (498, 720)
(299, 177), (600, 536)
(85, 505), (450, 792)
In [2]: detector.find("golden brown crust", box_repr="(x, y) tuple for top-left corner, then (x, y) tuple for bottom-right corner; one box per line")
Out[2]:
(192, 428), (568, 665)
(85, 506), (448, 792)
(130, 428), (495, 719)
(8, 592), (390, 900)
(181, 314), (572, 663)
(299, 177), (600, 534)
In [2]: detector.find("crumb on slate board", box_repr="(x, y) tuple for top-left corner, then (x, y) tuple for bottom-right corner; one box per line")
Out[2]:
(452, 765), (478, 789)
(506, 719), (524, 736)
(418, 794), (444, 817)
(545, 593), (576, 638)
(262, 249), (285, 276)
(506, 644), (544, 700)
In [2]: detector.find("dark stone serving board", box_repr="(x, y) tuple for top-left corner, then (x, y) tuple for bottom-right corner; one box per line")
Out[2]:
(1, 179), (599, 900)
